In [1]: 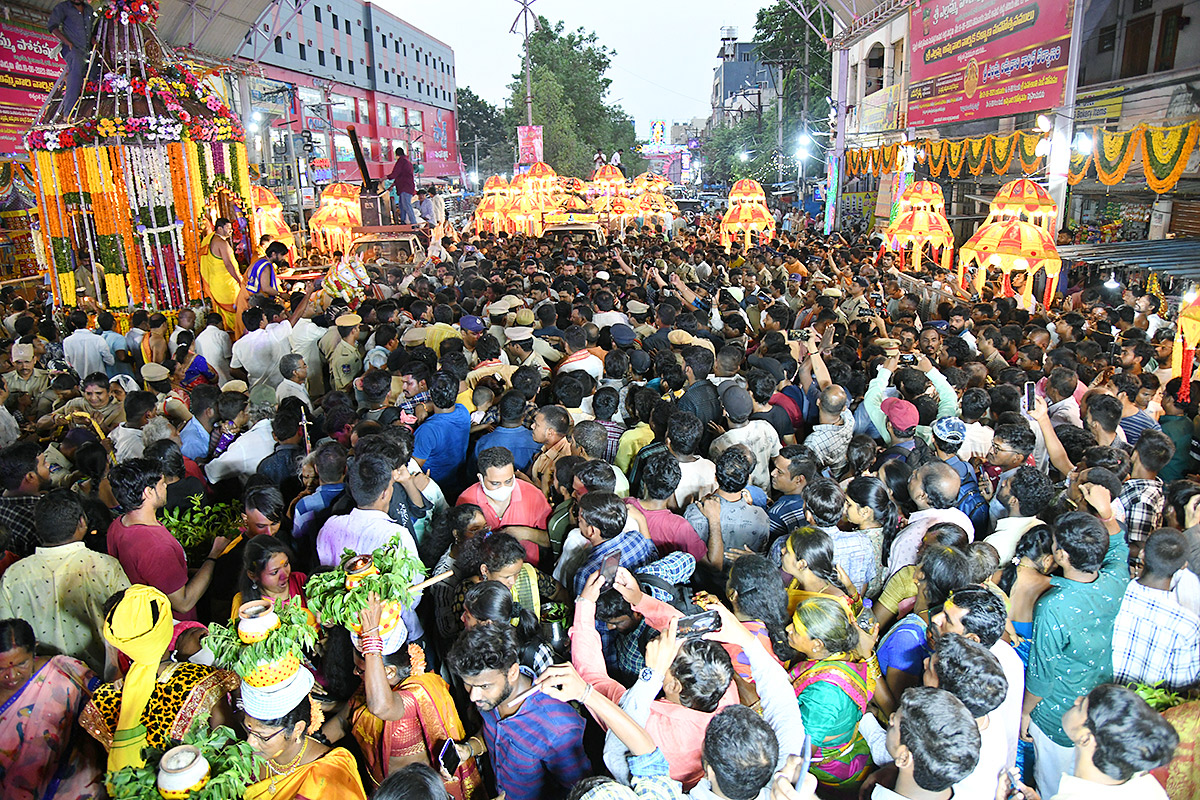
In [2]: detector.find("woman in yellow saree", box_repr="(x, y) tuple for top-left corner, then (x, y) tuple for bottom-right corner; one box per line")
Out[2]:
(241, 666), (367, 800)
(330, 594), (483, 799)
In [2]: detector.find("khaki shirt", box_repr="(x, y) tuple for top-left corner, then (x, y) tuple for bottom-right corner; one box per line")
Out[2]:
(5, 368), (49, 397)
(61, 396), (125, 433)
(43, 442), (74, 488)
(329, 339), (362, 391)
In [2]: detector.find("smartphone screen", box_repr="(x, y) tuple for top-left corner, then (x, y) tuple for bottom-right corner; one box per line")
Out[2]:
(600, 553), (621, 587)
(1023, 381), (1036, 412)
(675, 609), (721, 639)
(437, 739), (461, 774)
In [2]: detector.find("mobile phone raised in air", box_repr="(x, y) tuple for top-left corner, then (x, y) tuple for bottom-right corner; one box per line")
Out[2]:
(436, 739), (461, 774)
(599, 552), (621, 588)
(675, 609), (722, 639)
(1023, 381), (1036, 413)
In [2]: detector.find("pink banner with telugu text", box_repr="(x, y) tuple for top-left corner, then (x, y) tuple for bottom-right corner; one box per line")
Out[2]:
(907, 0), (1071, 127)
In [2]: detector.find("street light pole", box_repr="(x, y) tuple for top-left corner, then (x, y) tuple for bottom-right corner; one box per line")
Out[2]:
(512, 0), (538, 127)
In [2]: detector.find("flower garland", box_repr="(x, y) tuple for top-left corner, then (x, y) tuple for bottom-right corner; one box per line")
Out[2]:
(1068, 149), (1092, 185)
(1141, 122), (1199, 194)
(991, 134), (1017, 174)
(926, 140), (948, 176)
(945, 139), (967, 178)
(1093, 125), (1143, 186)
(1015, 132), (1045, 173)
(964, 137), (990, 176)
(104, 0), (159, 25)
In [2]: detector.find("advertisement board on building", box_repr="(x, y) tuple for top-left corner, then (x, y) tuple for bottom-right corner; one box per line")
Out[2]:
(823, 155), (838, 235)
(0, 20), (62, 153)
(517, 125), (543, 164)
(1076, 86), (1124, 124)
(858, 84), (907, 133)
(907, 0), (1072, 127)
(650, 120), (666, 145)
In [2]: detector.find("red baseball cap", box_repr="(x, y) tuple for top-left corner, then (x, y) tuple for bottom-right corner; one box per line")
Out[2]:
(880, 397), (919, 431)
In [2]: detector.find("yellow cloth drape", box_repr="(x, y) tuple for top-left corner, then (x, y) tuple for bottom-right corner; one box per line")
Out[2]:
(199, 232), (242, 333)
(101, 585), (173, 773)
(245, 747), (368, 800)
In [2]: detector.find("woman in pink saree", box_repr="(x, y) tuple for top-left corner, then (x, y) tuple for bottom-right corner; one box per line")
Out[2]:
(0, 619), (104, 800)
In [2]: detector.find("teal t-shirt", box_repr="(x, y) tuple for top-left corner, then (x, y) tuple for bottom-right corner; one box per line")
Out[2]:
(1027, 535), (1129, 746)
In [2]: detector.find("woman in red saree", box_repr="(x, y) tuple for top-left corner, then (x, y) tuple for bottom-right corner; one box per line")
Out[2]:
(324, 594), (483, 799)
(0, 619), (104, 800)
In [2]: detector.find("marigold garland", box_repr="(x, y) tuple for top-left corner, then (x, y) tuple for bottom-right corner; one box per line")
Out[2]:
(1016, 132), (1045, 173)
(1093, 125), (1143, 186)
(991, 133), (1017, 174)
(880, 143), (899, 174)
(926, 141), (948, 176)
(1068, 149), (1092, 185)
(1142, 121), (1199, 194)
(945, 139), (967, 178)
(964, 137), (990, 176)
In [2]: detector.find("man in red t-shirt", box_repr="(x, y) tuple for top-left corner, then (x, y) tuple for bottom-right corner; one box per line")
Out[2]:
(107, 458), (229, 621)
(458, 446), (551, 564)
(624, 450), (707, 562)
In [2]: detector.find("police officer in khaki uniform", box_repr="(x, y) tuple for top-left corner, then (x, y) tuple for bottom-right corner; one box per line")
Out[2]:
(329, 313), (362, 392)
(5, 343), (52, 416)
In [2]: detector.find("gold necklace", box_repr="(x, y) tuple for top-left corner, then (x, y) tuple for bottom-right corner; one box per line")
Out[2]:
(266, 737), (309, 793)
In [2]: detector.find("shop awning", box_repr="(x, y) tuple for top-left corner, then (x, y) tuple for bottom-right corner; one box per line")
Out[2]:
(1056, 238), (1200, 278)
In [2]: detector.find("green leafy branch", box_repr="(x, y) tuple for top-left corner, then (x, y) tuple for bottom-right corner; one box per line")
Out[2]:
(203, 600), (317, 676)
(107, 724), (263, 800)
(1129, 681), (1192, 711)
(161, 495), (243, 550)
(306, 536), (427, 628)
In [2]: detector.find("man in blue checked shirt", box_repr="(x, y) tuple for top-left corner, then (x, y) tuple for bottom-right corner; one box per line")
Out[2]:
(574, 491), (660, 598)
(447, 624), (588, 800)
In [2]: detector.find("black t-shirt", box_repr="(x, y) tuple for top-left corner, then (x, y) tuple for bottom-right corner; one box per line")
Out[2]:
(165, 476), (206, 515)
(750, 405), (794, 441)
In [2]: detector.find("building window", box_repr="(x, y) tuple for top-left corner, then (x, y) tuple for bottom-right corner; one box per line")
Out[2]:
(335, 54), (343, 70)
(348, 60), (355, 74)
(425, 53), (430, 65)
(384, 71), (390, 83)
(364, 27), (370, 42)
(345, 19), (351, 34)
(1098, 24), (1116, 52)
(418, 81), (423, 94)
(299, 43), (306, 60)
(318, 49), (325, 65)
(331, 12), (338, 29)
(366, 66), (373, 80)
(381, 33), (386, 46)
(403, 44), (407, 56)
(313, 6), (321, 22)
(274, 36), (283, 53)
(1134, 0), (1153, 12)
(394, 41), (400, 54)
(390, 105), (405, 126)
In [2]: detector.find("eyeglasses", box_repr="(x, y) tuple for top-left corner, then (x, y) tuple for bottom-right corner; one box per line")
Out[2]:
(239, 717), (286, 745)
(989, 443), (1020, 456)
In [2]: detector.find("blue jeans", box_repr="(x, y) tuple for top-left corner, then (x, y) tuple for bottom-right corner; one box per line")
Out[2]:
(398, 192), (417, 224)
(58, 46), (87, 119)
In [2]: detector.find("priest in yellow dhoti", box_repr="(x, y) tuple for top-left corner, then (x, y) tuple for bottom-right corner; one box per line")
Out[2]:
(199, 217), (246, 337)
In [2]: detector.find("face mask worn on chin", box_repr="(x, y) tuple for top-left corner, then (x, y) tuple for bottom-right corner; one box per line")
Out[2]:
(482, 483), (515, 503)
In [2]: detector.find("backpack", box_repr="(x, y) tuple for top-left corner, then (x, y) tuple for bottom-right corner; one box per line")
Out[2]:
(877, 436), (937, 471)
(634, 572), (701, 616)
(956, 470), (989, 539)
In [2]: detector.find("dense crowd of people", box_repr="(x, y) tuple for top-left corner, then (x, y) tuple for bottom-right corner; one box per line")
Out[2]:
(0, 217), (1193, 800)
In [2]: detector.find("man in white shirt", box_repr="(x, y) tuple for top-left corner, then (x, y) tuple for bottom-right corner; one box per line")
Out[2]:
(870, 687), (981, 800)
(204, 416), (275, 483)
(168, 308), (197, 353)
(230, 307), (293, 406)
(62, 309), (113, 379)
(931, 585), (1024, 770)
(275, 353), (312, 410)
(194, 312), (233, 386)
(289, 314), (328, 398)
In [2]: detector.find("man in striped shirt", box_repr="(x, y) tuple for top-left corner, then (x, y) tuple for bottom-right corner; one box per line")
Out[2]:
(448, 624), (588, 800)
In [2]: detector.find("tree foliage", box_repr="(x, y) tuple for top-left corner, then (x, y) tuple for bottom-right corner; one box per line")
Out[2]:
(455, 86), (512, 179)
(503, 17), (645, 178)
